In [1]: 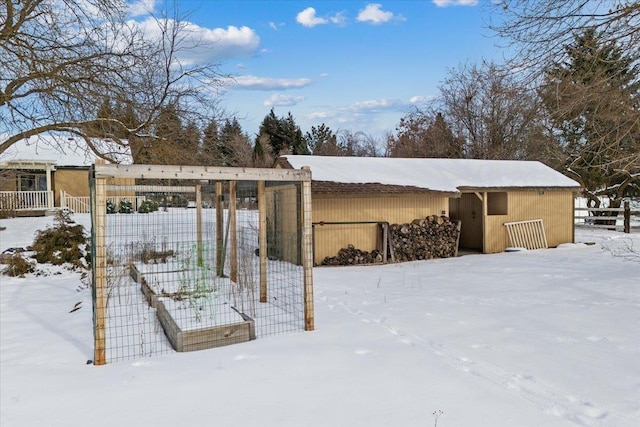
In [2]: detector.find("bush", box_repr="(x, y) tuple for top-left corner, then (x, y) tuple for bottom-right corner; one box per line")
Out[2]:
(118, 199), (133, 214)
(106, 200), (116, 214)
(31, 210), (90, 269)
(3, 254), (35, 277)
(137, 199), (159, 214)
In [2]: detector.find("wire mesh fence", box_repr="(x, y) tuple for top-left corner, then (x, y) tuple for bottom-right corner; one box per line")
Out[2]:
(90, 165), (313, 364)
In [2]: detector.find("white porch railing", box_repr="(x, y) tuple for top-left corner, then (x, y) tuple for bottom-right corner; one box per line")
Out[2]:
(60, 190), (90, 213)
(0, 191), (53, 211)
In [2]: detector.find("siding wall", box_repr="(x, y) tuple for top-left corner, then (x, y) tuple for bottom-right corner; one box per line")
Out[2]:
(312, 194), (448, 265)
(483, 190), (575, 253)
(53, 169), (90, 206)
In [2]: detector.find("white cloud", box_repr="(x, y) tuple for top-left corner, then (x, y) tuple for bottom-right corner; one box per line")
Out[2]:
(432, 0), (478, 7)
(308, 111), (331, 119)
(228, 75), (312, 91)
(296, 7), (347, 27)
(346, 98), (406, 112)
(269, 21), (285, 30)
(127, 0), (157, 17)
(263, 94), (306, 107)
(296, 7), (328, 27)
(409, 95), (434, 104)
(357, 3), (403, 24)
(330, 11), (348, 26)
(133, 18), (260, 62)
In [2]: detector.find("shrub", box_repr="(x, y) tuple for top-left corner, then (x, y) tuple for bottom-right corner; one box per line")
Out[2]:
(106, 200), (116, 214)
(31, 210), (90, 269)
(118, 199), (133, 214)
(137, 199), (159, 214)
(3, 254), (35, 277)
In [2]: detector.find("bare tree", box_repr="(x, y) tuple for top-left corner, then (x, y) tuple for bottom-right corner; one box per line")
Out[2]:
(386, 110), (464, 158)
(436, 61), (556, 161)
(1, 0), (226, 162)
(337, 130), (381, 157)
(487, 1), (640, 81)
(488, 1), (640, 203)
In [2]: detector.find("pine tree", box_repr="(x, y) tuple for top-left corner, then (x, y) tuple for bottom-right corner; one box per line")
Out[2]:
(201, 118), (220, 165)
(541, 29), (640, 206)
(305, 124), (340, 155)
(255, 109), (309, 160)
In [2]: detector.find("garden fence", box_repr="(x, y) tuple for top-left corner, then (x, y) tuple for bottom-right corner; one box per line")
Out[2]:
(89, 164), (313, 365)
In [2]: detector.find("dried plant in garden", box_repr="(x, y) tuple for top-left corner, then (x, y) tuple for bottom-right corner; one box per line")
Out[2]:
(232, 228), (256, 316)
(2, 254), (35, 277)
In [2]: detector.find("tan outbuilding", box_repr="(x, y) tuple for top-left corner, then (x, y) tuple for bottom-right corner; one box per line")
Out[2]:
(277, 156), (582, 265)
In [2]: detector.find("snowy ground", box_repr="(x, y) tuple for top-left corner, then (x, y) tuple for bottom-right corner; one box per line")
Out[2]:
(1, 214), (639, 427)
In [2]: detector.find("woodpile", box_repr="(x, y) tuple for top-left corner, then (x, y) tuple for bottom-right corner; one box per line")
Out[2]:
(389, 215), (460, 262)
(321, 244), (383, 266)
(320, 215), (461, 266)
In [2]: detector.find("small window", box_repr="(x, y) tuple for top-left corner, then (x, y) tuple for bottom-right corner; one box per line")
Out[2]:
(18, 173), (47, 191)
(487, 192), (508, 215)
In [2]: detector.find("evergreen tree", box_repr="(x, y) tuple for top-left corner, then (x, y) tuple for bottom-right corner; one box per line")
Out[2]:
(181, 120), (201, 162)
(201, 118), (220, 165)
(255, 109), (309, 161)
(219, 118), (244, 166)
(541, 29), (640, 206)
(305, 124), (340, 156)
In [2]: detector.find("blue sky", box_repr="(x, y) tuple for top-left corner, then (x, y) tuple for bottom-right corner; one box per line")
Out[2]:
(130, 0), (500, 140)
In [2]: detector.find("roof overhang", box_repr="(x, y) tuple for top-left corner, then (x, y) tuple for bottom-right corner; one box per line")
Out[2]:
(457, 186), (583, 192)
(312, 180), (458, 197)
(0, 160), (57, 170)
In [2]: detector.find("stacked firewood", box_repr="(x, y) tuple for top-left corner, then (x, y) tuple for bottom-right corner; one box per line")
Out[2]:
(389, 215), (459, 262)
(321, 244), (383, 266)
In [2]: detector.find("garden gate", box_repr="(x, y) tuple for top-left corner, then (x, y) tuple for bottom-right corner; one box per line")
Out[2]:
(89, 164), (313, 365)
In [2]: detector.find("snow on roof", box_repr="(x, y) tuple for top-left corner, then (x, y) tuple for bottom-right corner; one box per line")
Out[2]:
(0, 134), (132, 167)
(281, 155), (581, 192)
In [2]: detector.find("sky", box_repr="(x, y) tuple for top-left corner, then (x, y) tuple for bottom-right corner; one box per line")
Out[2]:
(127, 0), (501, 141)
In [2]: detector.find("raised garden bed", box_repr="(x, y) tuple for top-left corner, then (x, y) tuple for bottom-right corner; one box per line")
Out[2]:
(130, 263), (255, 352)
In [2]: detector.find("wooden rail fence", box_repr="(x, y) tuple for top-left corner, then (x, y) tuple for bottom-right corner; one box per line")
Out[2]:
(574, 201), (638, 233)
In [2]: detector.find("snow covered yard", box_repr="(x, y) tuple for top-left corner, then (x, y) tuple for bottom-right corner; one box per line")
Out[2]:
(1, 214), (639, 427)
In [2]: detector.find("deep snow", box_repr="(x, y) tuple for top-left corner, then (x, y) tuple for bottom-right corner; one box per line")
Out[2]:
(1, 214), (639, 427)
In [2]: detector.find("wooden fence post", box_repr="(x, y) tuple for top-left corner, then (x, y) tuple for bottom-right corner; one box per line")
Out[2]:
(258, 181), (267, 303)
(216, 182), (224, 276)
(624, 201), (630, 234)
(301, 167), (314, 331)
(91, 171), (107, 365)
(196, 184), (203, 267)
(229, 181), (238, 283)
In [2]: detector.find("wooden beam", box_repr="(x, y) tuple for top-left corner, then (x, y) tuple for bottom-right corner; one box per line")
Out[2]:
(91, 173), (107, 365)
(474, 191), (484, 202)
(301, 168), (314, 331)
(482, 191), (487, 254)
(215, 182), (224, 277)
(196, 184), (203, 267)
(94, 164), (311, 182)
(258, 181), (267, 303)
(229, 181), (238, 283)
(106, 185), (196, 193)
